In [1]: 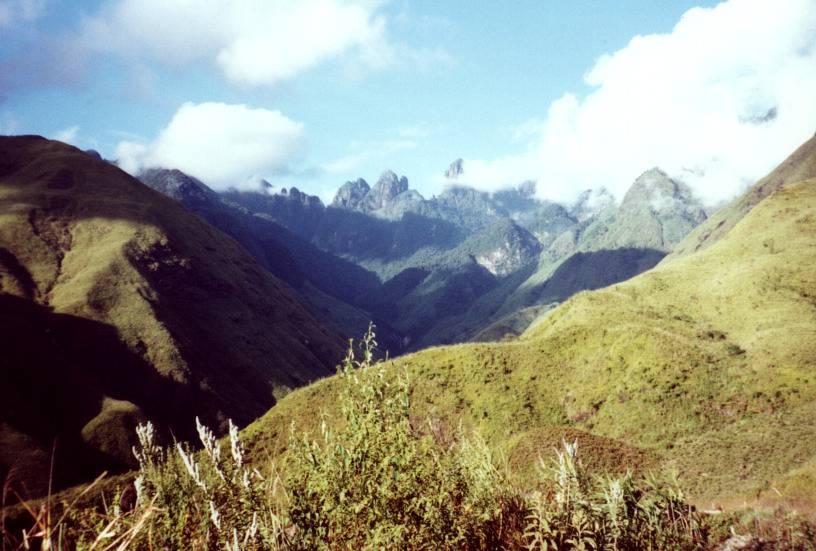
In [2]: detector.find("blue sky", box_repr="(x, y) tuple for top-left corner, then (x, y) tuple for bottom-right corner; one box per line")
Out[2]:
(2, 0), (815, 203)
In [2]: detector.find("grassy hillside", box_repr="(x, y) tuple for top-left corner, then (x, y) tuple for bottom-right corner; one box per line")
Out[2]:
(241, 163), (816, 504)
(0, 136), (344, 493)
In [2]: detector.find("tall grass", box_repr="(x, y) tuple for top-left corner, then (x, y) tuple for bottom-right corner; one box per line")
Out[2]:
(524, 441), (707, 550)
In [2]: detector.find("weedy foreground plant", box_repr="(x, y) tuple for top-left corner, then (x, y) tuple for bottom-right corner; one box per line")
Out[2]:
(7, 327), (791, 550)
(524, 441), (707, 550)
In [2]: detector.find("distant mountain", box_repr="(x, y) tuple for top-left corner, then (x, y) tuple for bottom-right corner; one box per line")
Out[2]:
(217, 162), (709, 350)
(579, 168), (707, 252)
(242, 135), (816, 504)
(489, 168), (708, 336)
(222, 185), (325, 242)
(0, 137), (344, 494)
(444, 158), (464, 180)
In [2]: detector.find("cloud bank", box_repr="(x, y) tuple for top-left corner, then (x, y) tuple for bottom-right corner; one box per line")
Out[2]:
(452, 0), (816, 205)
(79, 0), (395, 87)
(116, 102), (305, 189)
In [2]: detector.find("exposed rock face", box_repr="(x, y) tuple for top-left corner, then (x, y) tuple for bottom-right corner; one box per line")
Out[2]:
(474, 223), (543, 277)
(140, 168), (215, 205)
(370, 170), (409, 209)
(332, 178), (371, 210)
(444, 158), (464, 180)
(217, 161), (711, 352)
(330, 171), (411, 215)
(283, 186), (324, 210)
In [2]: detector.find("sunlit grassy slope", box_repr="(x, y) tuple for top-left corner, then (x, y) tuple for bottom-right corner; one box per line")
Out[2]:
(0, 136), (344, 491)
(242, 146), (816, 504)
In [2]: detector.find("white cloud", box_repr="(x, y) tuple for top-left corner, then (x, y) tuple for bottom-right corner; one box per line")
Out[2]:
(54, 125), (79, 144)
(79, 0), (402, 87)
(115, 102), (305, 189)
(455, 0), (816, 206)
(321, 137), (416, 174)
(0, 0), (46, 27)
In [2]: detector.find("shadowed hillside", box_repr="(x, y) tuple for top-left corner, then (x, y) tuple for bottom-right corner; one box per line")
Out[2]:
(0, 136), (344, 494)
(138, 168), (403, 351)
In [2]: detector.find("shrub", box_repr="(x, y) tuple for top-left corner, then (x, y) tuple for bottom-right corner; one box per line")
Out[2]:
(44, 417), (288, 550)
(524, 440), (708, 550)
(126, 418), (287, 550)
(285, 325), (524, 550)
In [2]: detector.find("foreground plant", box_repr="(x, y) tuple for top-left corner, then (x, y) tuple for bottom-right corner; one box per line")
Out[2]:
(125, 418), (287, 550)
(285, 324), (524, 550)
(524, 440), (708, 550)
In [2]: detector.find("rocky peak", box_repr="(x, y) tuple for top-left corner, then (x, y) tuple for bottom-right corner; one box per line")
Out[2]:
(332, 178), (370, 210)
(139, 168), (215, 204)
(370, 170), (409, 209)
(84, 149), (102, 161)
(621, 168), (703, 216)
(571, 188), (615, 222)
(593, 168), (707, 251)
(282, 186), (324, 209)
(444, 158), (464, 180)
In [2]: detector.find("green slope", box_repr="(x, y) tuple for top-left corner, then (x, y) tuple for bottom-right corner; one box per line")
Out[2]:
(0, 136), (344, 493)
(241, 147), (816, 504)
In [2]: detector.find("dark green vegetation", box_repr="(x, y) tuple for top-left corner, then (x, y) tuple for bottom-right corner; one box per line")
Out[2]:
(242, 135), (816, 508)
(0, 136), (344, 494)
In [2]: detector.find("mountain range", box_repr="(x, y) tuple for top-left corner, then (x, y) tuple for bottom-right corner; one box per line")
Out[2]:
(4, 132), (812, 508)
(242, 133), (816, 504)
(209, 161), (709, 351)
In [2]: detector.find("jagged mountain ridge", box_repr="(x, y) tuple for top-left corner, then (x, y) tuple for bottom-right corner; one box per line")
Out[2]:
(218, 164), (708, 349)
